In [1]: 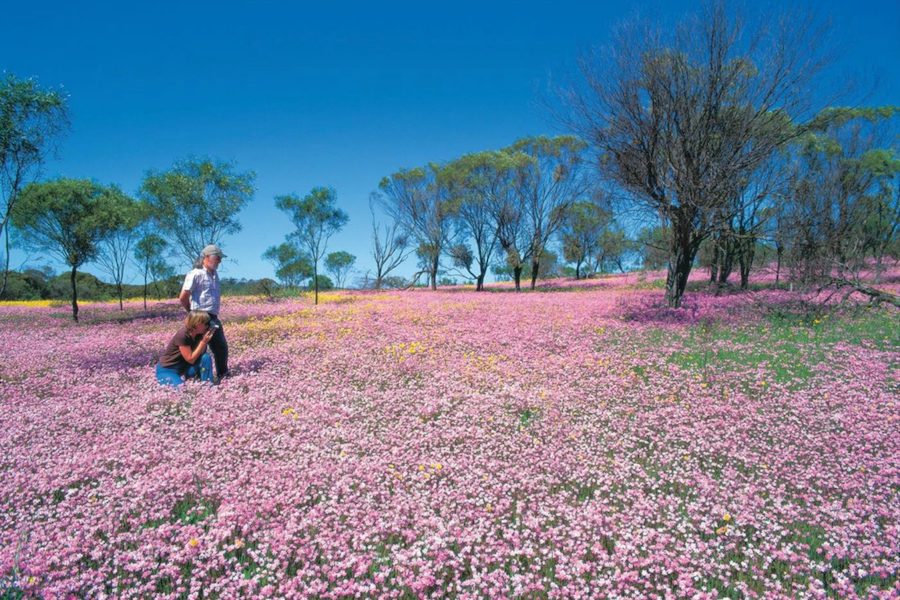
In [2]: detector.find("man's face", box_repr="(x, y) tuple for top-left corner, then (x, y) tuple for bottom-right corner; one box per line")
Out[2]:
(203, 254), (222, 270)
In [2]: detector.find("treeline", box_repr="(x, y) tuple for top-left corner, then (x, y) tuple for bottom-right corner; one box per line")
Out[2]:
(2, 2), (898, 317)
(2, 268), (335, 303)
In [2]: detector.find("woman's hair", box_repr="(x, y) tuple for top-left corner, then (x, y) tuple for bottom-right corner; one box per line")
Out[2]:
(184, 310), (211, 331)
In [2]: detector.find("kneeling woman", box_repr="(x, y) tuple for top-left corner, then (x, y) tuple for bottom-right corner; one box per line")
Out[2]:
(156, 310), (216, 386)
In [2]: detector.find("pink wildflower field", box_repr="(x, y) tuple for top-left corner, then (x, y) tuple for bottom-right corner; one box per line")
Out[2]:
(1, 277), (898, 599)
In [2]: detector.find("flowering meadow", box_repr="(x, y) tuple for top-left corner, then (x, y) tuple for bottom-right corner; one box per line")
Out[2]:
(1, 275), (898, 599)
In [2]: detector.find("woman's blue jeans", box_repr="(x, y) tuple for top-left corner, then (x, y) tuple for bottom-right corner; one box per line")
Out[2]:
(156, 353), (213, 387)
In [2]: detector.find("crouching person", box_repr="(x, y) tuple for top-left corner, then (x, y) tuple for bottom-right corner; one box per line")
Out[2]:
(156, 310), (215, 386)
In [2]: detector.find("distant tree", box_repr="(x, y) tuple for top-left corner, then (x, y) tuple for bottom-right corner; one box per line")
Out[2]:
(442, 152), (508, 291)
(560, 199), (613, 279)
(368, 197), (413, 290)
(379, 164), (455, 290)
(478, 150), (534, 291)
(262, 242), (313, 289)
(94, 192), (147, 309)
(379, 275), (409, 289)
(12, 179), (120, 321)
(134, 233), (170, 309)
(784, 107), (900, 294)
(324, 250), (356, 289)
(275, 186), (348, 304)
(637, 226), (670, 271)
(140, 158), (255, 267)
(309, 274), (334, 292)
(509, 136), (589, 289)
(0, 74), (68, 298)
(596, 224), (631, 274)
(565, 2), (829, 306)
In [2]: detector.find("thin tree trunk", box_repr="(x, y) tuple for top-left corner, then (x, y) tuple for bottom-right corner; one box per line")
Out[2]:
(313, 264), (319, 305)
(70, 266), (79, 322)
(775, 246), (782, 286)
(530, 259), (540, 289)
(0, 225), (10, 299)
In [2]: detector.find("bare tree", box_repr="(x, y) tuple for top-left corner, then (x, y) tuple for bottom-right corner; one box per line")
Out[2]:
(510, 135), (590, 289)
(564, 1), (829, 307)
(368, 196), (413, 290)
(379, 164), (454, 290)
(783, 108), (899, 294)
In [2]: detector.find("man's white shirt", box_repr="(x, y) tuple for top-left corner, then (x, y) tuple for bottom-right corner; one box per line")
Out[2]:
(182, 268), (221, 314)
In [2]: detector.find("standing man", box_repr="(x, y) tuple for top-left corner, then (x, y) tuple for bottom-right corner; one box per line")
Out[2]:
(180, 244), (229, 381)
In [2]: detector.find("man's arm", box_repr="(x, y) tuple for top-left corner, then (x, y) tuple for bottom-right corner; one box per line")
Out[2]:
(179, 290), (191, 312)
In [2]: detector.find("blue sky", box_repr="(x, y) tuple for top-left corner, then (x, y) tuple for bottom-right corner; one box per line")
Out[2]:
(3, 0), (898, 284)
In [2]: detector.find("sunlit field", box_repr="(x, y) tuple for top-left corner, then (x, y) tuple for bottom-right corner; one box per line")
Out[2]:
(1, 274), (898, 599)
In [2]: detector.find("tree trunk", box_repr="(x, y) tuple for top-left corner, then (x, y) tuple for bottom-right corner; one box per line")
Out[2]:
(70, 266), (79, 322)
(513, 265), (522, 291)
(530, 258), (540, 290)
(431, 254), (439, 290)
(738, 242), (754, 290)
(717, 244), (733, 285)
(313, 264), (319, 305)
(0, 230), (9, 300)
(665, 217), (699, 308)
(143, 273), (148, 310)
(117, 283), (124, 310)
(775, 245), (783, 286)
(476, 273), (485, 291)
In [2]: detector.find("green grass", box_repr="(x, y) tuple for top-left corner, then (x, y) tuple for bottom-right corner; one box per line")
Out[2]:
(662, 306), (897, 389)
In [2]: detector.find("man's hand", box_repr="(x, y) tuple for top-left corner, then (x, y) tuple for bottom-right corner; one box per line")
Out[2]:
(179, 290), (192, 312)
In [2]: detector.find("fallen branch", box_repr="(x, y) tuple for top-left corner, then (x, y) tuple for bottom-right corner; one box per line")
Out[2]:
(829, 277), (900, 308)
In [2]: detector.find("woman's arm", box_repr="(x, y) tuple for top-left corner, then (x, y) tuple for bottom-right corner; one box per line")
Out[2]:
(178, 329), (215, 364)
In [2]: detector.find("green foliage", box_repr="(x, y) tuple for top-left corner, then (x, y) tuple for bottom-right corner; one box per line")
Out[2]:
(262, 242), (312, 289)
(637, 226), (669, 270)
(308, 274), (334, 291)
(12, 178), (118, 269)
(0, 73), (69, 239)
(561, 200), (612, 277)
(275, 186), (348, 303)
(324, 250), (356, 288)
(140, 158), (255, 266)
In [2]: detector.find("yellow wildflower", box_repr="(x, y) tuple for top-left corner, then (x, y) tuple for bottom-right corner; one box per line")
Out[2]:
(189, 538), (200, 548)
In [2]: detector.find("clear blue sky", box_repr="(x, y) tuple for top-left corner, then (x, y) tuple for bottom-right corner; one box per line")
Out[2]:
(3, 0), (898, 284)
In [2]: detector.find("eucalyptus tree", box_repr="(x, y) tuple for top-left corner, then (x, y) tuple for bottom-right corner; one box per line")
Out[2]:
(133, 233), (170, 309)
(368, 197), (412, 290)
(12, 179), (120, 321)
(324, 251), (356, 289)
(564, 1), (828, 306)
(471, 150), (533, 291)
(379, 164), (454, 290)
(442, 152), (507, 291)
(509, 135), (589, 289)
(0, 74), (68, 297)
(784, 107), (900, 290)
(262, 242), (313, 290)
(140, 158), (255, 267)
(560, 199), (613, 279)
(94, 192), (147, 309)
(275, 186), (348, 304)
